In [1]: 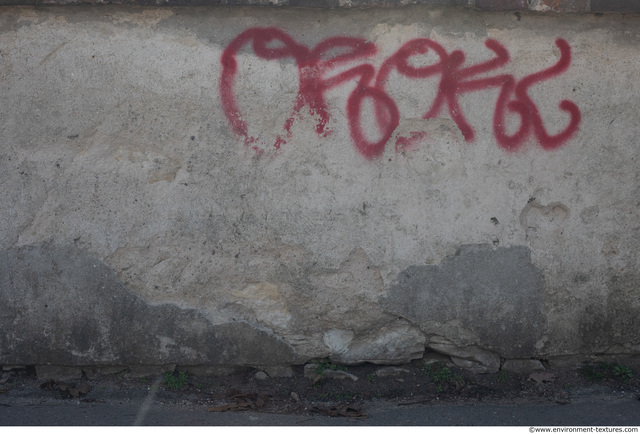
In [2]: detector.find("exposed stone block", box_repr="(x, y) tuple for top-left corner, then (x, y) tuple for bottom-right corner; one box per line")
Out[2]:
(528, 0), (587, 12)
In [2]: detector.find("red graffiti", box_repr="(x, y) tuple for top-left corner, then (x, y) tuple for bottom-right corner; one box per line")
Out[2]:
(220, 28), (580, 159)
(395, 131), (429, 153)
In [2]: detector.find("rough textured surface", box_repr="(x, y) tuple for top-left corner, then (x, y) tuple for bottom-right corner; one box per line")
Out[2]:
(1, 5), (639, 371)
(327, 320), (426, 365)
(0, 244), (301, 367)
(502, 359), (545, 373)
(382, 245), (546, 360)
(1, 0), (638, 13)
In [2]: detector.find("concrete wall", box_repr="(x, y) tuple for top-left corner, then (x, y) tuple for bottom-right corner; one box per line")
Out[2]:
(1, 4), (639, 375)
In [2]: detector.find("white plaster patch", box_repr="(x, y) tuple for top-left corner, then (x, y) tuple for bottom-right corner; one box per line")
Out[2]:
(323, 329), (355, 355)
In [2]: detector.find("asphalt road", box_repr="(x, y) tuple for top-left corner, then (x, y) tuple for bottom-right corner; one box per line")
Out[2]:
(1, 388), (639, 426)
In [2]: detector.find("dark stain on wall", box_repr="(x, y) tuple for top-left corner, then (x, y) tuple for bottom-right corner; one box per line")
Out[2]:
(0, 243), (301, 367)
(382, 244), (546, 359)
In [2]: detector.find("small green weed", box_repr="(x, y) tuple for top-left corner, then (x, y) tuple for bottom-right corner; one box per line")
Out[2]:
(580, 364), (605, 382)
(162, 371), (188, 390)
(314, 361), (348, 375)
(367, 373), (376, 383)
(423, 362), (464, 393)
(496, 371), (507, 383)
(612, 365), (633, 382)
(580, 362), (633, 383)
(432, 365), (452, 383)
(451, 373), (465, 388)
(140, 376), (149, 384)
(421, 362), (432, 377)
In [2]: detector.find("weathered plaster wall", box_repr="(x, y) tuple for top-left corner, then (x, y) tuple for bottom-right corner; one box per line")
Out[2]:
(1, 5), (639, 374)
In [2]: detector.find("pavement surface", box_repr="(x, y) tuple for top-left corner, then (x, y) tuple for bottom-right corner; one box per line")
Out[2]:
(1, 384), (639, 426)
